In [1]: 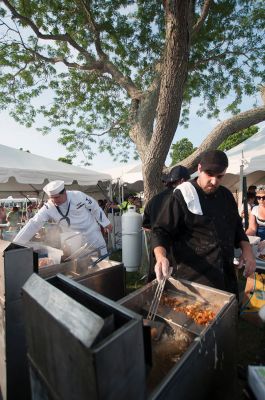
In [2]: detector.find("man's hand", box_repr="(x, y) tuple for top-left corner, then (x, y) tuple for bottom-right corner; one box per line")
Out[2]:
(154, 257), (170, 282)
(154, 246), (173, 282)
(103, 223), (113, 233)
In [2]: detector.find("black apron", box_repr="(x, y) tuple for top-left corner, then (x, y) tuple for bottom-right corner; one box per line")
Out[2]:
(172, 190), (239, 296)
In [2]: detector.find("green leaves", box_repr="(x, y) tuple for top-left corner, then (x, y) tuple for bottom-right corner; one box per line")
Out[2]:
(0, 0), (264, 164)
(170, 138), (197, 166)
(218, 125), (259, 151)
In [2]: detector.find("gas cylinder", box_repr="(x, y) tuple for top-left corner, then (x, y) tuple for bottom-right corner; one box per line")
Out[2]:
(122, 205), (142, 271)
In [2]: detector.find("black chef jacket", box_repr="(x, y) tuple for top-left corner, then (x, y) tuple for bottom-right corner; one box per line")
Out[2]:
(143, 187), (176, 281)
(143, 187), (174, 229)
(152, 179), (248, 294)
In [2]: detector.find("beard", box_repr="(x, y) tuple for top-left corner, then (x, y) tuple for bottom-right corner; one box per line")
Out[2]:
(203, 185), (218, 194)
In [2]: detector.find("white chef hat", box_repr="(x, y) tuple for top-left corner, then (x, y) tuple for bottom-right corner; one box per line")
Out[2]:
(43, 180), (65, 196)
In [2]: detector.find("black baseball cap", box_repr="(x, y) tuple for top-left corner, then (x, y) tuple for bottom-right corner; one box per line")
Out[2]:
(199, 150), (228, 173)
(167, 165), (190, 183)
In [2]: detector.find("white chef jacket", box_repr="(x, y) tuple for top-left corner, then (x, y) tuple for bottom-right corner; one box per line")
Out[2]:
(13, 191), (110, 254)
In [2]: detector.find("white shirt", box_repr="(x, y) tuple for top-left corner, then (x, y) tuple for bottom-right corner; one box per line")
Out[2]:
(251, 205), (265, 227)
(14, 191), (110, 247)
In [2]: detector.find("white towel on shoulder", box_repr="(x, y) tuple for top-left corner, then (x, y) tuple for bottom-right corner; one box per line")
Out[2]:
(174, 182), (203, 215)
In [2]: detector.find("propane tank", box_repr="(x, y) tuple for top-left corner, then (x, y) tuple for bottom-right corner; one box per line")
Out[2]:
(122, 205), (142, 271)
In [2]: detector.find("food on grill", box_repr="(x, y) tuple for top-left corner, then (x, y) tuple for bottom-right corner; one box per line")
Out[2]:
(147, 326), (194, 391)
(38, 258), (54, 267)
(161, 295), (216, 325)
(160, 295), (183, 308)
(150, 327), (158, 339)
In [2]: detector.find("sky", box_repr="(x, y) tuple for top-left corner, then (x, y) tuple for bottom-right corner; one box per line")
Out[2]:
(0, 3), (264, 173)
(0, 95), (264, 173)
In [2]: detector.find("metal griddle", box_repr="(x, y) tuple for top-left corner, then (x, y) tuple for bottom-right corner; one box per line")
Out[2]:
(119, 277), (238, 400)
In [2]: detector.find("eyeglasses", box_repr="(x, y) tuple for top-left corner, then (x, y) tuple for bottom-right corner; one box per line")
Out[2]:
(256, 196), (265, 201)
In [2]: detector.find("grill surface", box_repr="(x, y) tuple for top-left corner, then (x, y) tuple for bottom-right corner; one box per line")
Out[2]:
(119, 277), (238, 400)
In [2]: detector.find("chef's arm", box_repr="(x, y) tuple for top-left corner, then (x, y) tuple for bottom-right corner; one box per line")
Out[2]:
(87, 197), (112, 230)
(238, 240), (256, 277)
(152, 195), (180, 281)
(13, 209), (48, 245)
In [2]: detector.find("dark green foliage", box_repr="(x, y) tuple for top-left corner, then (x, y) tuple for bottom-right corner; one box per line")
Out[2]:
(218, 125), (259, 151)
(170, 138), (197, 166)
(57, 156), (73, 164)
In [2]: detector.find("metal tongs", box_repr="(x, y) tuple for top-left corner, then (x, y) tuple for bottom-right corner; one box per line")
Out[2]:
(147, 277), (167, 321)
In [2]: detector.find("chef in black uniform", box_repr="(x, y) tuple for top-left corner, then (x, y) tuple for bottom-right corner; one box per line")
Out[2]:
(152, 150), (256, 295)
(143, 165), (190, 281)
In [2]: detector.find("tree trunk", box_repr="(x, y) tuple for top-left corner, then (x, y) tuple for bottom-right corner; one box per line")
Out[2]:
(140, 0), (192, 201)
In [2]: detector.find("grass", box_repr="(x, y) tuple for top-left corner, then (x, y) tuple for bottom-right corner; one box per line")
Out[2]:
(110, 249), (146, 294)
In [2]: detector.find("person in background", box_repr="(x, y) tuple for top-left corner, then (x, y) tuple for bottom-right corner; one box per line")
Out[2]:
(26, 203), (35, 220)
(248, 185), (257, 194)
(0, 205), (7, 223)
(152, 150), (255, 296)
(247, 185), (258, 206)
(6, 206), (20, 231)
(37, 201), (44, 209)
(246, 185), (265, 242)
(143, 165), (191, 230)
(106, 200), (120, 215)
(118, 194), (135, 212)
(133, 197), (143, 213)
(13, 180), (112, 255)
(240, 192), (256, 226)
(98, 199), (104, 208)
(142, 165), (190, 281)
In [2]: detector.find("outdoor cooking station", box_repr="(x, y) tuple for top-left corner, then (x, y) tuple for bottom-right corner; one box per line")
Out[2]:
(0, 240), (125, 400)
(38, 255), (125, 301)
(0, 240), (238, 400)
(119, 277), (238, 400)
(23, 275), (237, 400)
(0, 241), (35, 400)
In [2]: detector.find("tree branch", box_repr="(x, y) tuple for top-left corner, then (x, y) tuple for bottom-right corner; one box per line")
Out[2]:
(90, 119), (126, 137)
(1, 0), (95, 63)
(192, 0), (212, 36)
(178, 106), (265, 172)
(1, 0), (142, 99)
(74, 0), (105, 57)
(189, 48), (262, 71)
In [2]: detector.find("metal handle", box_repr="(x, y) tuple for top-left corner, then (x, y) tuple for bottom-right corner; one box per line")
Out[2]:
(147, 277), (166, 321)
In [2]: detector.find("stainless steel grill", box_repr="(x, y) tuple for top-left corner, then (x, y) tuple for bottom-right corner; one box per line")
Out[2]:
(118, 277), (238, 400)
(0, 239), (35, 400)
(22, 273), (147, 400)
(0, 240), (125, 400)
(38, 254), (125, 301)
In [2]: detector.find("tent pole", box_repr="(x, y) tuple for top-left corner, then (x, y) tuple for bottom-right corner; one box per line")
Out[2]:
(238, 150), (245, 213)
(242, 176), (249, 229)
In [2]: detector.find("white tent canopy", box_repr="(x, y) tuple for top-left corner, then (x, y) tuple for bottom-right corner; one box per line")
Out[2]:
(106, 162), (142, 184)
(222, 126), (265, 192)
(105, 125), (265, 194)
(0, 144), (111, 197)
(105, 162), (143, 192)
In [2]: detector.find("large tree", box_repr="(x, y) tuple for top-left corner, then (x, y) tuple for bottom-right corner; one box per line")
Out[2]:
(0, 0), (265, 200)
